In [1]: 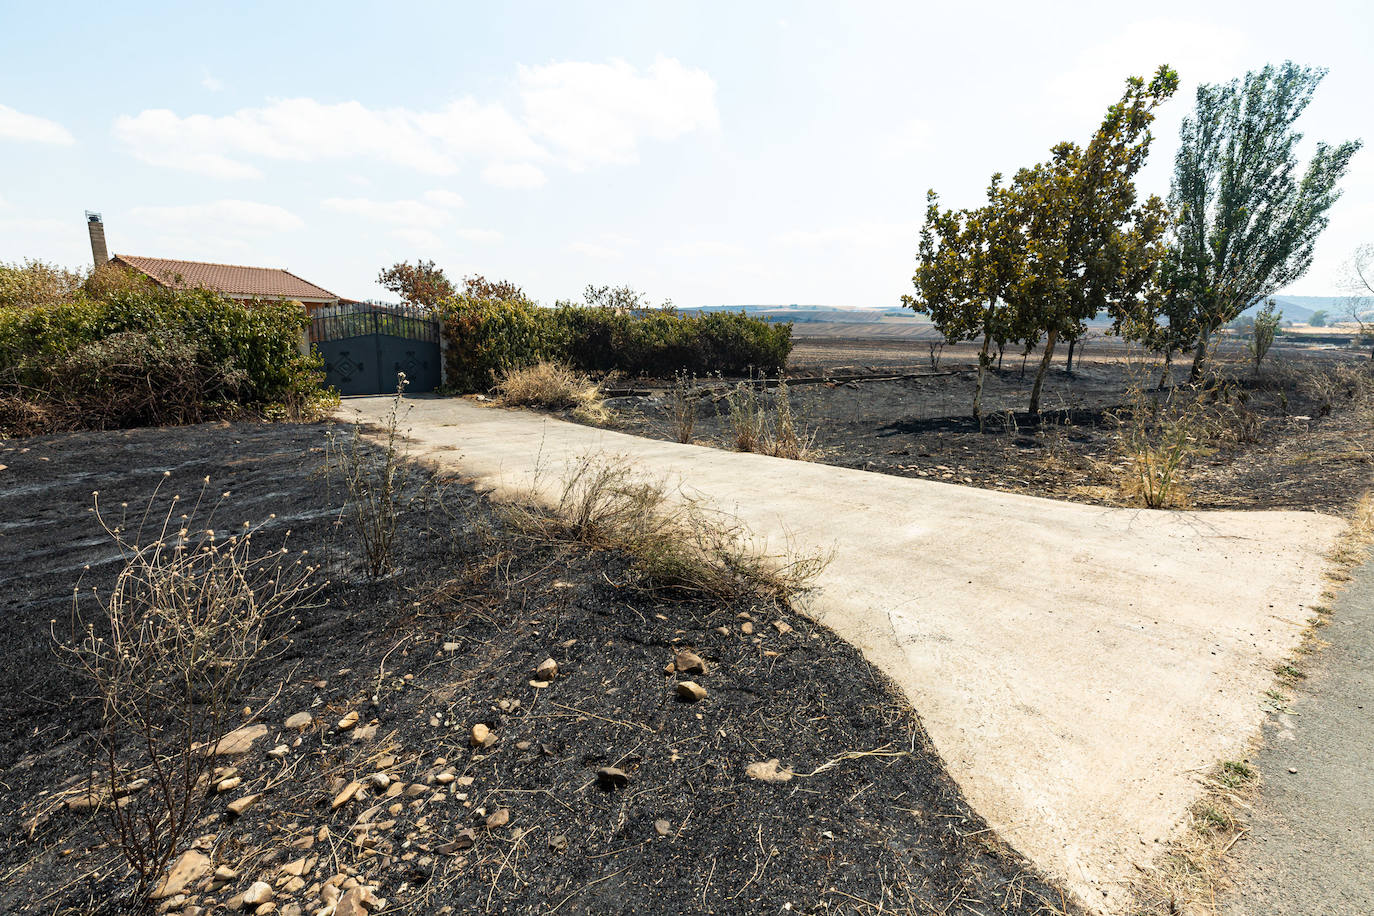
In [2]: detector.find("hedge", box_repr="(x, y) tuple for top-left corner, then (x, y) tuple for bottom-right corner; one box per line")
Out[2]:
(440, 297), (792, 392)
(0, 286), (333, 434)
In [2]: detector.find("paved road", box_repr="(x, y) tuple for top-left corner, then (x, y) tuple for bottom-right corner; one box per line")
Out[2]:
(1222, 552), (1374, 916)
(342, 395), (1341, 914)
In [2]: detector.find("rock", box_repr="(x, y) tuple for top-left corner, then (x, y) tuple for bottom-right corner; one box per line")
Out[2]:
(596, 766), (629, 789)
(65, 792), (105, 811)
(152, 850), (212, 899)
(369, 773), (391, 790)
(529, 680), (550, 689)
(334, 886), (374, 916)
(267, 744), (290, 760)
(351, 724), (377, 743)
(242, 881), (274, 905)
(336, 711), (358, 731)
(469, 724), (493, 748)
(745, 759), (794, 783)
(548, 834), (568, 852)
(282, 876), (306, 894)
(535, 658), (558, 680)
(654, 819), (672, 837)
(435, 771), (455, 785)
(772, 620), (794, 635)
(255, 904), (277, 915)
(331, 781), (364, 810)
(442, 641), (460, 653)
(284, 712), (313, 729)
(676, 681), (707, 702)
(457, 776), (475, 787)
(673, 650), (707, 674)
(216, 777), (242, 793)
(116, 777), (149, 797)
(741, 621), (754, 635)
(485, 808), (510, 829)
(438, 828), (476, 853)
(281, 856), (313, 877)
(227, 794), (262, 816)
(214, 724), (268, 756)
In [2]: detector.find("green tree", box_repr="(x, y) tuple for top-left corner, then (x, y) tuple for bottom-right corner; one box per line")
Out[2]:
(1308, 309), (1328, 327)
(904, 176), (1029, 420)
(1013, 66), (1178, 414)
(1162, 62), (1361, 380)
(377, 259), (455, 308)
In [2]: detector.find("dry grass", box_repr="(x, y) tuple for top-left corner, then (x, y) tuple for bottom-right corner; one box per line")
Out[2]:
(501, 453), (827, 602)
(725, 374), (818, 461)
(497, 362), (610, 424)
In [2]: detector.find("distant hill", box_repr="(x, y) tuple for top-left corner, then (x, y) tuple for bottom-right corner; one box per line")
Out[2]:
(1241, 296), (1348, 323)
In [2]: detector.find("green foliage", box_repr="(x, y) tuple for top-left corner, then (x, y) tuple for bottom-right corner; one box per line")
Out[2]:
(439, 296), (792, 392)
(0, 286), (332, 434)
(1161, 62), (1361, 379)
(1013, 66), (1178, 413)
(1309, 309), (1328, 327)
(905, 66), (1178, 415)
(0, 259), (87, 308)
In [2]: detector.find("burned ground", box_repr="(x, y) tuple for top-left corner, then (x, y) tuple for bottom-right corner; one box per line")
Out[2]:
(601, 346), (1374, 514)
(0, 421), (1072, 915)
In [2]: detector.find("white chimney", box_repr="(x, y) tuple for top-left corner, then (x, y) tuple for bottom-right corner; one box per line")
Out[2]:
(86, 211), (109, 267)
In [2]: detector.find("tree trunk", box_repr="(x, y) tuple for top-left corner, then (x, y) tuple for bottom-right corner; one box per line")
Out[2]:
(997, 344), (1005, 370)
(1065, 337), (1077, 373)
(1158, 348), (1174, 389)
(1189, 332), (1210, 382)
(1029, 328), (1058, 415)
(973, 330), (992, 426)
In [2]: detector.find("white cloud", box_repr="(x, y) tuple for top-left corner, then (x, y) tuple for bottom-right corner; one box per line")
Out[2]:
(112, 56), (719, 185)
(518, 55), (718, 169)
(775, 222), (917, 250)
(130, 199), (304, 233)
(881, 119), (932, 159)
(0, 103), (75, 145)
(1039, 19), (1247, 120)
(569, 240), (625, 260)
(391, 227), (443, 249)
(422, 189), (465, 208)
(663, 240), (747, 258)
(202, 74), (225, 92)
(322, 197), (448, 228)
(482, 162), (547, 189)
(454, 228), (503, 243)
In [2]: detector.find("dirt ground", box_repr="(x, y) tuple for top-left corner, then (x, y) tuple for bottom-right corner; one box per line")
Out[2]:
(602, 339), (1374, 514)
(0, 421), (1073, 915)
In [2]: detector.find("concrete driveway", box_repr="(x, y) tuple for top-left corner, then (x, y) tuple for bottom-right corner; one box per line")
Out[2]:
(342, 395), (1342, 913)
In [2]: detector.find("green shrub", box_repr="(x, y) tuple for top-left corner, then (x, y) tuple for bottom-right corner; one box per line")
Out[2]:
(0, 286), (333, 434)
(439, 297), (792, 392)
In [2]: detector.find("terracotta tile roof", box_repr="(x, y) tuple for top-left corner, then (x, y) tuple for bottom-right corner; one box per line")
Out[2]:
(112, 255), (339, 301)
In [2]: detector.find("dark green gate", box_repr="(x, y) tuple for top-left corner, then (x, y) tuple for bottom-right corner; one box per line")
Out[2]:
(309, 303), (441, 395)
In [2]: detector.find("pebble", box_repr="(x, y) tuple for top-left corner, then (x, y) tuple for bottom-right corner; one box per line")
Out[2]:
(535, 657), (559, 680)
(227, 794), (261, 816)
(242, 881), (274, 905)
(673, 650), (706, 674)
(284, 712), (312, 729)
(336, 711), (359, 731)
(267, 744), (290, 760)
(485, 808), (510, 829)
(331, 781), (364, 810)
(215, 777), (242, 793)
(470, 724), (495, 747)
(654, 819), (672, 837)
(676, 681), (708, 702)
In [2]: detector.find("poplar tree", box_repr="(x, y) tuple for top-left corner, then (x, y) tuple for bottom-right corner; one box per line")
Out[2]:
(1161, 62), (1361, 379)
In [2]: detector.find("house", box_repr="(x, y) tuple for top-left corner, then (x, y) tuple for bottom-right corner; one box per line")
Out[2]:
(86, 212), (340, 310)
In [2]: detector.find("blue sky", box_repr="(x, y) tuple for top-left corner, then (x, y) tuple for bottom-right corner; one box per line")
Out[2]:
(1, 0), (1370, 305)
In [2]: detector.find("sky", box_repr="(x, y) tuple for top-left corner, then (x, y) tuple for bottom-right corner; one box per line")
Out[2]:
(1, 0), (1370, 307)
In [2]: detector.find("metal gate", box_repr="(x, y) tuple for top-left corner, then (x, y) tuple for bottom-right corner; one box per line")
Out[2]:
(309, 303), (441, 395)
